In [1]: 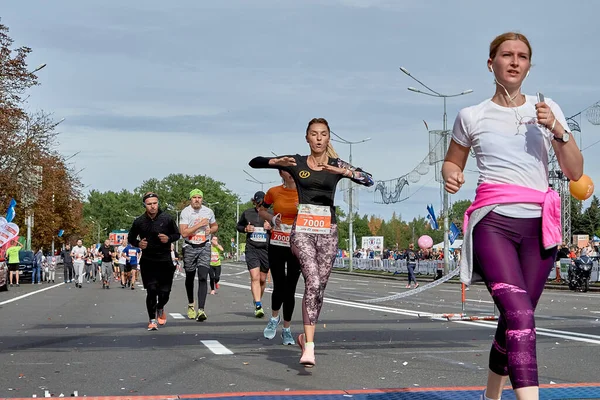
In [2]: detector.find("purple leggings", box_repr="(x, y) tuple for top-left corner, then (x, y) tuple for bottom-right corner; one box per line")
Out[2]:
(290, 224), (338, 326)
(472, 211), (556, 389)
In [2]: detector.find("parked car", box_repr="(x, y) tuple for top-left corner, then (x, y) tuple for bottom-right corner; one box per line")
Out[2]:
(18, 250), (35, 282)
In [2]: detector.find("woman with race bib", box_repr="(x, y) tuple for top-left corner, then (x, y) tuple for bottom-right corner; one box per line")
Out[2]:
(249, 117), (373, 367)
(258, 170), (302, 345)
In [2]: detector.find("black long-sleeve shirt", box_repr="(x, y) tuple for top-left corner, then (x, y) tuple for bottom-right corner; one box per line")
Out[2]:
(249, 155), (373, 223)
(237, 207), (271, 250)
(127, 210), (180, 262)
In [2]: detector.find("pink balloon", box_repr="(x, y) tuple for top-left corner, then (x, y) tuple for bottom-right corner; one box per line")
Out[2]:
(417, 235), (433, 250)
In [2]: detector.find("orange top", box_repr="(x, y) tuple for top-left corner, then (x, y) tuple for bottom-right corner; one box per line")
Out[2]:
(264, 185), (299, 225)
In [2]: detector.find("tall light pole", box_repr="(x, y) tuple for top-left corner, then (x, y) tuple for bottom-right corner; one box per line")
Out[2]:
(400, 66), (473, 275)
(243, 170), (276, 192)
(331, 131), (371, 272)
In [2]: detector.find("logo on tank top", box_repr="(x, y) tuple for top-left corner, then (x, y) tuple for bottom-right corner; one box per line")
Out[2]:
(299, 170), (310, 179)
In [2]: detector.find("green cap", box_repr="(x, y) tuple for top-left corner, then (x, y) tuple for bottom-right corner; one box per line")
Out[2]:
(189, 189), (204, 199)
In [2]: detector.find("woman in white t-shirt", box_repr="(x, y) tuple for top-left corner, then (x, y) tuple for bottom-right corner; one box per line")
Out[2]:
(442, 32), (583, 400)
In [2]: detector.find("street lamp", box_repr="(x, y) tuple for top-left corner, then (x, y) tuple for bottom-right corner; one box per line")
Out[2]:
(400, 66), (473, 275)
(31, 63), (47, 73)
(331, 131), (371, 272)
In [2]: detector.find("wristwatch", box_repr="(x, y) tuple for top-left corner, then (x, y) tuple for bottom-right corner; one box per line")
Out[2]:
(554, 131), (570, 143)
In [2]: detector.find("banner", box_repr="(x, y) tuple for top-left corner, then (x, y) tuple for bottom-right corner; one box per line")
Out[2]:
(0, 222), (20, 248)
(361, 236), (384, 252)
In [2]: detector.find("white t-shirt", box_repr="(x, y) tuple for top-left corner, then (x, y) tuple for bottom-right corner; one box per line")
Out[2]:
(180, 205), (216, 245)
(117, 245), (127, 264)
(452, 95), (570, 218)
(71, 246), (87, 262)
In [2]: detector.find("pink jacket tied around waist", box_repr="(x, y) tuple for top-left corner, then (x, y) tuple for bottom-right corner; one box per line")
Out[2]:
(463, 183), (562, 250)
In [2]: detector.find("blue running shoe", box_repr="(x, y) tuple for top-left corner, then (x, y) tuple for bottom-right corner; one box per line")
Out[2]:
(281, 327), (295, 345)
(263, 316), (280, 339)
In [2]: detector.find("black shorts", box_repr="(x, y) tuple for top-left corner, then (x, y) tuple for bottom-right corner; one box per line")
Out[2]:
(245, 247), (269, 273)
(123, 264), (133, 273)
(8, 263), (18, 272)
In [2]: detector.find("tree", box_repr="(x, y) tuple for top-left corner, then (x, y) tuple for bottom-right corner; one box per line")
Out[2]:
(580, 195), (600, 237)
(449, 199), (472, 230)
(0, 23), (82, 249)
(367, 216), (383, 236)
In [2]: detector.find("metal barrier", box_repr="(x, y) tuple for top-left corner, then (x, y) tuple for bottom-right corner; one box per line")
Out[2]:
(333, 258), (456, 275)
(336, 257), (600, 283)
(547, 258), (600, 283)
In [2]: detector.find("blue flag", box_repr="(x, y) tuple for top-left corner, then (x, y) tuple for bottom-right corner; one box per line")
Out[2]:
(58, 229), (64, 237)
(426, 204), (439, 230)
(5, 198), (17, 223)
(449, 222), (460, 245)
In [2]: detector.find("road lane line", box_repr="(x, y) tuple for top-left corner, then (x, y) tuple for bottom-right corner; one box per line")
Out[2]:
(169, 313), (185, 319)
(201, 340), (233, 355)
(0, 283), (64, 306)
(219, 281), (600, 345)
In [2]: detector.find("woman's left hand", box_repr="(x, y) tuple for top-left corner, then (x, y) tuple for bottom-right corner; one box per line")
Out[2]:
(536, 102), (557, 132)
(319, 163), (350, 176)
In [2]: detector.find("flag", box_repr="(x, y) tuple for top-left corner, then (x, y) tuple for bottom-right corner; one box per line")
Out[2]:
(426, 204), (439, 230)
(5, 198), (17, 223)
(449, 222), (460, 245)
(58, 229), (64, 237)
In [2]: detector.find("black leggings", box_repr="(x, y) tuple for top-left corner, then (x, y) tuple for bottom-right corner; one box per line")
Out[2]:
(146, 285), (171, 320)
(269, 244), (302, 322)
(64, 263), (74, 282)
(185, 266), (210, 309)
(209, 266), (221, 290)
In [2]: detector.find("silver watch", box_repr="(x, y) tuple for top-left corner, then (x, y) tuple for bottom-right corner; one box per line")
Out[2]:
(554, 131), (570, 143)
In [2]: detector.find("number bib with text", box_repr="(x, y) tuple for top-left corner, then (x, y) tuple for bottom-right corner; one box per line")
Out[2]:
(296, 204), (331, 234)
(250, 227), (267, 243)
(270, 223), (292, 247)
(211, 251), (220, 263)
(188, 227), (207, 244)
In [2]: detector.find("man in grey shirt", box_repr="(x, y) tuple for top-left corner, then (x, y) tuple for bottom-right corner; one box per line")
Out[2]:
(179, 189), (218, 322)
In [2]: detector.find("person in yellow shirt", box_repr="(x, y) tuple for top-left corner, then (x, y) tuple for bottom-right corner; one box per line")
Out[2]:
(6, 243), (23, 287)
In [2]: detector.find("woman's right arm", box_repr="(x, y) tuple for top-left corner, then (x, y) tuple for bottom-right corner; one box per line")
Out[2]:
(443, 110), (472, 194)
(249, 156), (297, 171)
(442, 140), (470, 194)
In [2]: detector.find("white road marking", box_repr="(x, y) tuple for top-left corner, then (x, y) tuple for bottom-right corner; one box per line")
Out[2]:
(201, 340), (234, 355)
(0, 283), (64, 305)
(169, 313), (185, 319)
(220, 281), (600, 345)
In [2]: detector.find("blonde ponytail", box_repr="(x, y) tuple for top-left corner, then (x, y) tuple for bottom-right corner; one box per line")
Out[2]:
(326, 143), (339, 159)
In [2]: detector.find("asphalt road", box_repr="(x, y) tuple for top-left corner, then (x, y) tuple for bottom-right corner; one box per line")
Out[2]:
(0, 262), (599, 398)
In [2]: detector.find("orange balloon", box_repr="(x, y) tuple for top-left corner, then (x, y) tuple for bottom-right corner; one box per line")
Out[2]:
(569, 174), (594, 201)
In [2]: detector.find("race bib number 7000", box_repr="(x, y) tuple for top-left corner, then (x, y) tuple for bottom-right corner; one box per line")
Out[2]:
(271, 223), (292, 247)
(295, 204), (331, 234)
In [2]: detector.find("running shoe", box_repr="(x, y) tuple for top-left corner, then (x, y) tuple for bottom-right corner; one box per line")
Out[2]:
(215, 282), (220, 289)
(297, 333), (315, 367)
(187, 304), (196, 319)
(282, 327), (295, 345)
(196, 310), (207, 322)
(414, 282), (419, 288)
(255, 307), (265, 318)
(263, 316), (280, 339)
(131, 285), (135, 290)
(147, 320), (158, 331)
(157, 309), (167, 326)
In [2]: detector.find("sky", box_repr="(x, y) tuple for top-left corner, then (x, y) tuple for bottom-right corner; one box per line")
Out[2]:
(2, 0), (600, 222)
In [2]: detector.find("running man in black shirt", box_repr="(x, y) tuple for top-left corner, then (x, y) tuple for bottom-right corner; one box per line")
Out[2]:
(127, 192), (181, 331)
(236, 191), (272, 318)
(249, 117), (373, 367)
